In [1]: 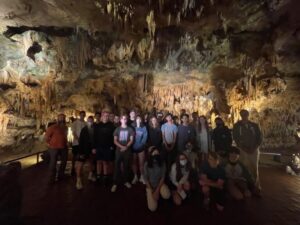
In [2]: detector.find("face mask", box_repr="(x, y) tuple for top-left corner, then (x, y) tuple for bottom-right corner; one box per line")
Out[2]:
(180, 159), (187, 166)
(87, 122), (93, 126)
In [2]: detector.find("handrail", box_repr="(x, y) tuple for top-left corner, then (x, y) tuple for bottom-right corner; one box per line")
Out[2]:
(3, 150), (47, 165)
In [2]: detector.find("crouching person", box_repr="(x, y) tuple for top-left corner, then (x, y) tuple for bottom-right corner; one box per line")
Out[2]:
(144, 147), (170, 212)
(169, 153), (191, 206)
(199, 152), (225, 211)
(225, 146), (254, 200)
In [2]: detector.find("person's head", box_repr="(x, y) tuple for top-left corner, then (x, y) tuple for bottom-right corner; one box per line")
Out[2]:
(95, 112), (101, 122)
(109, 113), (115, 122)
(57, 114), (66, 124)
(114, 115), (120, 124)
(87, 116), (94, 126)
(228, 146), (240, 164)
(175, 153), (191, 181)
(240, 109), (249, 122)
(135, 115), (143, 127)
(192, 112), (198, 121)
(120, 114), (128, 127)
(101, 111), (109, 123)
(148, 146), (161, 168)
(180, 109), (186, 115)
(208, 152), (220, 168)
(79, 111), (86, 121)
(165, 113), (173, 123)
(181, 113), (189, 125)
(144, 113), (149, 122)
(129, 110), (136, 120)
(199, 115), (207, 125)
(215, 117), (224, 127)
(150, 116), (159, 128)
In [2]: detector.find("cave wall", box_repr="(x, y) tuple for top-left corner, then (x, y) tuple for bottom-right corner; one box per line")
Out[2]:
(0, 0), (300, 153)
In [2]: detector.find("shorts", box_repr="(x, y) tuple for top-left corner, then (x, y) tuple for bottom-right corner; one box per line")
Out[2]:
(96, 146), (115, 161)
(72, 145), (80, 155)
(76, 153), (91, 162)
(132, 147), (145, 154)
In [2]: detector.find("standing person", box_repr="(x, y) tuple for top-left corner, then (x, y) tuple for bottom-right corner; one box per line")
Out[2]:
(212, 117), (232, 159)
(195, 116), (211, 161)
(75, 116), (96, 190)
(45, 114), (68, 184)
(199, 152), (226, 211)
(224, 146), (254, 200)
(132, 115), (148, 184)
(109, 112), (115, 123)
(94, 111), (116, 185)
(169, 153), (191, 206)
(111, 115), (135, 192)
(161, 113), (178, 171)
(232, 109), (263, 190)
(95, 112), (101, 124)
(144, 147), (170, 212)
(70, 111), (86, 175)
(113, 115), (120, 127)
(128, 109), (136, 127)
(148, 116), (163, 151)
(177, 114), (195, 153)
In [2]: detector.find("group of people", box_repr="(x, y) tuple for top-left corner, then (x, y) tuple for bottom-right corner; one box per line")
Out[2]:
(45, 108), (262, 212)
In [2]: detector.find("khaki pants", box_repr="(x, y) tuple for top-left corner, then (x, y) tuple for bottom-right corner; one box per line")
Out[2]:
(146, 184), (170, 212)
(240, 148), (260, 189)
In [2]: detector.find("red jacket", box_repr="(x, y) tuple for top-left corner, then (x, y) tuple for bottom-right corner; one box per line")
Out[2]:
(45, 124), (68, 149)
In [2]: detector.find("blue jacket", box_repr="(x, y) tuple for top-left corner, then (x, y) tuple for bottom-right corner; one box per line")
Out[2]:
(133, 126), (148, 151)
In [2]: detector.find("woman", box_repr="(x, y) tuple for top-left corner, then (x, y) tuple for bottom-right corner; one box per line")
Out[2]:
(148, 116), (163, 151)
(169, 153), (191, 206)
(132, 115), (148, 184)
(195, 115), (211, 161)
(144, 147), (170, 212)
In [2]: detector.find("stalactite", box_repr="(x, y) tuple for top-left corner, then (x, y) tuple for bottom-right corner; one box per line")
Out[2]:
(146, 10), (156, 38)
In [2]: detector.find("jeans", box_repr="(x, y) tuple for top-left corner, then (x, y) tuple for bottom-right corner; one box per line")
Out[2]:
(48, 148), (68, 181)
(113, 149), (132, 185)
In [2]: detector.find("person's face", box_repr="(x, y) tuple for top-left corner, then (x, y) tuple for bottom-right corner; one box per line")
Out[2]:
(57, 114), (65, 123)
(114, 116), (120, 124)
(79, 112), (86, 120)
(208, 155), (219, 168)
(229, 153), (239, 163)
(215, 119), (223, 127)
(151, 117), (158, 126)
(182, 116), (189, 124)
(179, 154), (186, 161)
(136, 116), (142, 124)
(95, 114), (100, 121)
(130, 111), (136, 119)
(166, 115), (172, 122)
(102, 112), (109, 123)
(240, 112), (249, 121)
(87, 117), (94, 125)
(109, 113), (115, 122)
(120, 116), (127, 125)
(200, 117), (206, 124)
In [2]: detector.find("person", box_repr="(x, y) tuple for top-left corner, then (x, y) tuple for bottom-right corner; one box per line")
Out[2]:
(212, 117), (232, 159)
(169, 153), (191, 206)
(144, 147), (171, 212)
(94, 111), (115, 185)
(148, 116), (163, 151)
(173, 116), (180, 126)
(45, 114), (68, 184)
(128, 109), (136, 127)
(132, 115), (148, 184)
(113, 115), (120, 127)
(70, 111), (86, 176)
(183, 142), (199, 170)
(109, 112), (115, 123)
(95, 112), (101, 124)
(161, 113), (178, 171)
(144, 113), (149, 128)
(232, 109), (263, 190)
(75, 116), (96, 190)
(199, 152), (226, 211)
(177, 114), (195, 153)
(224, 146), (254, 200)
(195, 116), (211, 161)
(111, 115), (135, 192)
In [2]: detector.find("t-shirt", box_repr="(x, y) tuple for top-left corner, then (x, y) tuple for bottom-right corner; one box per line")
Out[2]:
(148, 126), (163, 148)
(71, 120), (86, 146)
(113, 126), (135, 149)
(161, 123), (178, 144)
(224, 162), (253, 183)
(144, 162), (166, 189)
(177, 124), (195, 152)
(94, 122), (115, 148)
(133, 126), (148, 151)
(201, 161), (225, 182)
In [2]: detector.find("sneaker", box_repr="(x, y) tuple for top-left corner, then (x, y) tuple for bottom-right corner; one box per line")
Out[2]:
(131, 174), (138, 184)
(124, 182), (132, 189)
(76, 179), (83, 190)
(111, 185), (117, 193)
(139, 175), (145, 184)
(88, 172), (96, 182)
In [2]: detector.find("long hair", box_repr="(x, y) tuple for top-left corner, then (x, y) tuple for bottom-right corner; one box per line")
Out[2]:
(149, 115), (160, 129)
(198, 115), (209, 133)
(175, 153), (191, 181)
(132, 114), (145, 128)
(147, 147), (162, 168)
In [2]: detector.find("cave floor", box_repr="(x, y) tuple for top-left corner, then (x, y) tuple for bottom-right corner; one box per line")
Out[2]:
(21, 163), (300, 225)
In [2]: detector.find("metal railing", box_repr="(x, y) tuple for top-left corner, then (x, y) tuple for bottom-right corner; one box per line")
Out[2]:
(3, 150), (47, 165)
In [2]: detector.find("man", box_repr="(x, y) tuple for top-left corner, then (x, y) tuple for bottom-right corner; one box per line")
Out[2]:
(212, 117), (232, 159)
(95, 112), (101, 124)
(128, 109), (136, 127)
(70, 111), (86, 175)
(45, 114), (68, 184)
(75, 116), (96, 190)
(94, 111), (115, 186)
(177, 114), (196, 153)
(111, 115), (135, 192)
(161, 113), (178, 171)
(109, 112), (115, 123)
(232, 109), (262, 190)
